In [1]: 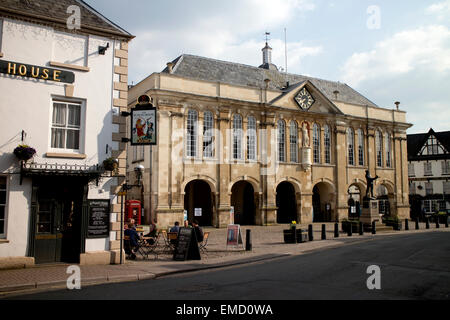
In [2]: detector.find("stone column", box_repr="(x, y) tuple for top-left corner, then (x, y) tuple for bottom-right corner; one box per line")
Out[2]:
(334, 122), (348, 221)
(217, 111), (231, 227)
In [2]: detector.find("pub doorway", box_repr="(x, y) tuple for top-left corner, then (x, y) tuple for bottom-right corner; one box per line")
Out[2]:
(231, 181), (256, 225)
(184, 180), (213, 226)
(32, 177), (86, 264)
(276, 182), (297, 223)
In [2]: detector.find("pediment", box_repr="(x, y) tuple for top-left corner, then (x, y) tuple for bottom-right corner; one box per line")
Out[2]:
(269, 80), (343, 115)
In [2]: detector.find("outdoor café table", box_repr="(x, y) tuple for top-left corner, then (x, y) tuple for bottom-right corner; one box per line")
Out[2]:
(138, 236), (158, 259)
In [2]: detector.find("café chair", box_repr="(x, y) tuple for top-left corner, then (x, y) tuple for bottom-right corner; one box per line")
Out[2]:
(199, 231), (210, 253)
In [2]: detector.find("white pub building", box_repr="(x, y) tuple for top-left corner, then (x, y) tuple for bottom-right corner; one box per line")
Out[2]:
(0, 0), (133, 267)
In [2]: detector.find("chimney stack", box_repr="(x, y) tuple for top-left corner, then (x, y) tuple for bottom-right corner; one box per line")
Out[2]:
(167, 62), (174, 74)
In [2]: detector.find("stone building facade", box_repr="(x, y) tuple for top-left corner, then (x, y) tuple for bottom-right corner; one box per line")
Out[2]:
(127, 45), (411, 228)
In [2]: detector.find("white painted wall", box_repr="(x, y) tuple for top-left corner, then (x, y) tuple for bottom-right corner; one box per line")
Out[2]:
(0, 18), (118, 257)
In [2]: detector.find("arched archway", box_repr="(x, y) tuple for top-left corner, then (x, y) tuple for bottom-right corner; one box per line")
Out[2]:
(231, 181), (256, 225)
(313, 182), (335, 222)
(184, 180), (213, 226)
(276, 182), (297, 223)
(348, 185), (361, 219)
(376, 184), (391, 217)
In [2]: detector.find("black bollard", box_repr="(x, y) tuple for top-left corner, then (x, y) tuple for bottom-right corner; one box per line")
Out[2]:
(436, 218), (440, 229)
(415, 217), (420, 230)
(359, 222), (364, 235)
(348, 223), (353, 237)
(334, 222), (339, 238)
(245, 229), (252, 251)
(426, 217), (430, 229)
(446, 215), (449, 228)
(321, 224), (326, 240)
(372, 221), (376, 234)
(308, 224), (314, 241)
(405, 219), (409, 231)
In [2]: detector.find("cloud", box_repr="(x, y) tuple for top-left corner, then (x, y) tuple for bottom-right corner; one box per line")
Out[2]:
(426, 0), (450, 21)
(127, 0), (317, 83)
(341, 25), (450, 86)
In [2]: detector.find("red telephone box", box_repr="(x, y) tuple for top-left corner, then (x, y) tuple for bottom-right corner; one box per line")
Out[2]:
(125, 200), (141, 225)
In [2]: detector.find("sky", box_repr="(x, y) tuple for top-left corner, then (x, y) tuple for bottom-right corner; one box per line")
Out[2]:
(85, 0), (450, 134)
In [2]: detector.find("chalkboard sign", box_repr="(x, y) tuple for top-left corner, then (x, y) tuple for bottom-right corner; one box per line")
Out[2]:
(173, 227), (201, 261)
(87, 200), (110, 238)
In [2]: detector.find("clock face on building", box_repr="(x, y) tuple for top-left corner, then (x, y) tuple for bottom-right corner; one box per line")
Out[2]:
(295, 88), (315, 110)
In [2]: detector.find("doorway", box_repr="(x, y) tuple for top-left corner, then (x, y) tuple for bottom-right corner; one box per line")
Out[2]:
(184, 180), (213, 226)
(231, 181), (255, 225)
(33, 178), (85, 264)
(276, 182), (297, 223)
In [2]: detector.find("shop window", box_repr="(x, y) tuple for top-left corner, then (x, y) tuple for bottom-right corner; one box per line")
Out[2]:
(0, 177), (7, 237)
(424, 162), (432, 176)
(51, 100), (83, 151)
(408, 163), (415, 176)
(442, 161), (450, 175)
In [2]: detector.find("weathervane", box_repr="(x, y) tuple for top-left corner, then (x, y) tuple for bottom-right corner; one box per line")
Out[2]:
(264, 31), (270, 43)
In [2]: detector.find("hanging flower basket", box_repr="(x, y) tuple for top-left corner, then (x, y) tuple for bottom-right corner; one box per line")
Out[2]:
(103, 157), (118, 171)
(13, 144), (36, 161)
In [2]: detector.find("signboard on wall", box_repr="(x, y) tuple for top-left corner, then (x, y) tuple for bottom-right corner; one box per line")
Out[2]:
(0, 59), (75, 83)
(131, 106), (157, 145)
(87, 200), (110, 238)
(194, 208), (202, 217)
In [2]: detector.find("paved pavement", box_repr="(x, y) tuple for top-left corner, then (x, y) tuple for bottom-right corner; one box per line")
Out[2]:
(0, 221), (448, 298)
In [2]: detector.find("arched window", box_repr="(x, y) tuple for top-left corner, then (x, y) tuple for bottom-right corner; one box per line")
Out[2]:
(376, 130), (383, 167)
(186, 109), (198, 157)
(385, 133), (392, 167)
(313, 123), (321, 163)
(278, 120), (286, 162)
(203, 111), (214, 158)
(233, 114), (243, 160)
(347, 128), (355, 166)
(290, 121), (298, 163)
(324, 125), (331, 164)
(357, 129), (364, 166)
(247, 116), (257, 160)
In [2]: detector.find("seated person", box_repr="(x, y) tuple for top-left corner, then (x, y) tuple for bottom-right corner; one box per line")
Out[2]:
(124, 223), (140, 259)
(170, 221), (180, 233)
(143, 219), (158, 245)
(192, 219), (204, 243)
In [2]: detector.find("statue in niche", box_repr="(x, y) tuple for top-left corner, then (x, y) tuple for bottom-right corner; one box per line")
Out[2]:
(365, 170), (379, 199)
(302, 121), (310, 147)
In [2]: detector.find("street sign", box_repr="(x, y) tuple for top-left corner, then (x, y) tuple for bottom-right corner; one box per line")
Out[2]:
(226, 224), (244, 249)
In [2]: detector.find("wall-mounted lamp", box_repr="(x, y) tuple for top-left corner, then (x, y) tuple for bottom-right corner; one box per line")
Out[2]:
(98, 42), (110, 55)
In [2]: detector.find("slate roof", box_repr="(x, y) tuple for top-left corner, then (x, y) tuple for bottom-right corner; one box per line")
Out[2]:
(0, 0), (133, 39)
(407, 129), (450, 160)
(162, 54), (379, 108)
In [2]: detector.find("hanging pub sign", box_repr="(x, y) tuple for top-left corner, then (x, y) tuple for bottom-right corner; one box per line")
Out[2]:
(130, 97), (157, 145)
(0, 59), (75, 83)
